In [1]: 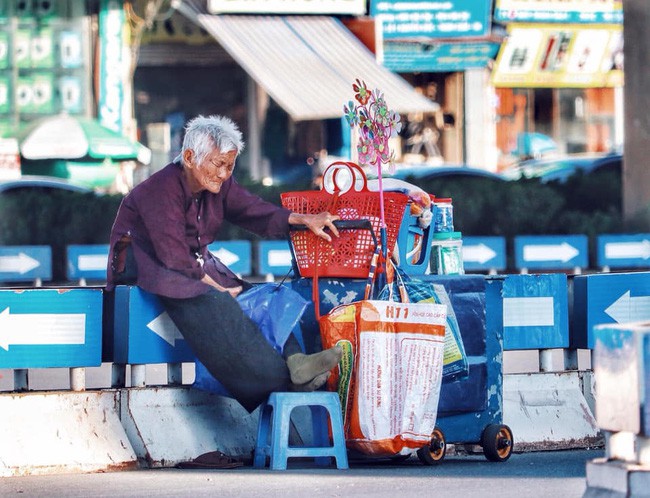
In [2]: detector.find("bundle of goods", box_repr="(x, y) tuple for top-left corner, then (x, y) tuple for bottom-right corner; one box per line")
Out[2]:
(284, 79), (449, 457)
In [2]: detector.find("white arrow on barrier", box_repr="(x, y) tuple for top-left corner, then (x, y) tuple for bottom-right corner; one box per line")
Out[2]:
(0, 253), (40, 274)
(503, 297), (555, 327)
(605, 291), (650, 323)
(147, 312), (183, 346)
(604, 240), (650, 260)
(462, 243), (497, 264)
(211, 247), (240, 267)
(0, 307), (85, 351)
(523, 242), (579, 263)
(78, 254), (109, 271)
(268, 249), (292, 267)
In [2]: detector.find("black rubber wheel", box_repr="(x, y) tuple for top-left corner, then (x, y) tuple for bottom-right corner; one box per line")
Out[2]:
(417, 427), (446, 465)
(481, 424), (514, 462)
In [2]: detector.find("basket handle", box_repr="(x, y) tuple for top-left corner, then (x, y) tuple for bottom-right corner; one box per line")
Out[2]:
(290, 219), (378, 247)
(322, 161), (368, 194)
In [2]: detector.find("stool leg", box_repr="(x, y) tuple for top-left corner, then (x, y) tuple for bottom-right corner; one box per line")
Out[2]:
(254, 403), (272, 468)
(325, 403), (349, 470)
(270, 404), (294, 470)
(311, 405), (332, 467)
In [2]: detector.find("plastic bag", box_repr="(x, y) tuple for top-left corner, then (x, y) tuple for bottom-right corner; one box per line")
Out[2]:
(378, 270), (469, 381)
(193, 283), (309, 395)
(320, 297), (447, 456)
(236, 283), (309, 354)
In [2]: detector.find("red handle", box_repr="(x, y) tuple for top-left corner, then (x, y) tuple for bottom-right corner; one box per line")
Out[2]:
(323, 161), (369, 193)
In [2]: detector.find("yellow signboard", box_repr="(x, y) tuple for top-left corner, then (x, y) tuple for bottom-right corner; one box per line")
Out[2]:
(491, 24), (623, 88)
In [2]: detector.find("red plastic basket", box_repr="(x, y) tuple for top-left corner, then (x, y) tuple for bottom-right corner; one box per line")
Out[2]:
(281, 162), (409, 279)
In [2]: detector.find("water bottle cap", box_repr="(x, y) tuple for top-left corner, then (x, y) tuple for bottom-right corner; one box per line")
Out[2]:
(432, 231), (462, 240)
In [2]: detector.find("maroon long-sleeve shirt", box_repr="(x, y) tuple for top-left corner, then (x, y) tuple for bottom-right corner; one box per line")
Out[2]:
(107, 161), (291, 298)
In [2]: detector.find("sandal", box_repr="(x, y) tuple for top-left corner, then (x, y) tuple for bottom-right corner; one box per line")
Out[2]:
(176, 450), (244, 469)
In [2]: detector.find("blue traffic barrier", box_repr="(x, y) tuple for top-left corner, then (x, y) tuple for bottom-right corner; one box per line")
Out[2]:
(462, 236), (506, 272)
(597, 233), (650, 270)
(502, 273), (569, 350)
(207, 240), (252, 276)
(67, 244), (110, 281)
(514, 235), (588, 271)
(258, 240), (294, 277)
(0, 245), (52, 283)
(0, 288), (102, 368)
(593, 321), (650, 435)
(573, 271), (650, 349)
(109, 285), (195, 364)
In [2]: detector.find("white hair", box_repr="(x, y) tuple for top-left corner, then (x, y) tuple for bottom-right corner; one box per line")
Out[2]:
(176, 115), (245, 166)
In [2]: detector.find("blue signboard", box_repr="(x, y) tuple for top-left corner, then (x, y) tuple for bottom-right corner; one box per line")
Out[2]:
(593, 323), (650, 435)
(383, 41), (500, 72)
(0, 288), (102, 368)
(573, 272), (650, 349)
(0, 245), (51, 283)
(514, 235), (588, 271)
(502, 273), (569, 350)
(598, 234), (650, 270)
(112, 286), (195, 364)
(462, 236), (506, 272)
(207, 240), (252, 276)
(494, 0), (623, 24)
(258, 240), (294, 277)
(67, 244), (110, 280)
(371, 0), (491, 40)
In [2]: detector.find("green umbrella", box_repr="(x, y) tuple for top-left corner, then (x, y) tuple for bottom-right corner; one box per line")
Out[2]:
(16, 113), (151, 164)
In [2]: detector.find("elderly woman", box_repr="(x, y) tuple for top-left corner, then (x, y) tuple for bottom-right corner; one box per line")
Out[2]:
(107, 115), (342, 412)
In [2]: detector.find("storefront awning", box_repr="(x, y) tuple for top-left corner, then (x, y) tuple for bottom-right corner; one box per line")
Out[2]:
(177, 6), (439, 121)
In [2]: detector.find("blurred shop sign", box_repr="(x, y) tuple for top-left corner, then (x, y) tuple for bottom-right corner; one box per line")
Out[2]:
(494, 0), (623, 24)
(0, 138), (20, 180)
(492, 24), (623, 88)
(382, 40), (500, 72)
(98, 0), (126, 134)
(208, 0), (365, 15)
(371, 0), (491, 40)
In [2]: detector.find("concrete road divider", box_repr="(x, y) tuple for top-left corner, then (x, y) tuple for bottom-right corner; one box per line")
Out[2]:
(0, 390), (136, 477)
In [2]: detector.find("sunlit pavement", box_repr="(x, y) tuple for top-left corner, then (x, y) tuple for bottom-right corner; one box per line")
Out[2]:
(0, 449), (603, 498)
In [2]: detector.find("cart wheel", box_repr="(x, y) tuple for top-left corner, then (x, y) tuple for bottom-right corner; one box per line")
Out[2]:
(417, 427), (446, 465)
(481, 424), (514, 462)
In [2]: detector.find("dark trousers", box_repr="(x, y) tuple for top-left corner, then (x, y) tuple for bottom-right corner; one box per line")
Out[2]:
(158, 289), (302, 412)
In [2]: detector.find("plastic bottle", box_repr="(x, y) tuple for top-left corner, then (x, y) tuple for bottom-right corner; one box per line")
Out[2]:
(430, 231), (464, 275)
(433, 197), (454, 233)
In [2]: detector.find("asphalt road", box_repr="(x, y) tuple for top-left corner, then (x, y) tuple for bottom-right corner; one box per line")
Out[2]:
(0, 449), (603, 498)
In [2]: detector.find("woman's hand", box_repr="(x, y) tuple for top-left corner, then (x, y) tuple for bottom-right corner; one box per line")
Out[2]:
(220, 285), (243, 298)
(289, 212), (340, 242)
(201, 274), (243, 297)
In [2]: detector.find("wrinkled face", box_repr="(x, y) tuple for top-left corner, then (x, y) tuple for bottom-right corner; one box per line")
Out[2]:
(184, 148), (237, 194)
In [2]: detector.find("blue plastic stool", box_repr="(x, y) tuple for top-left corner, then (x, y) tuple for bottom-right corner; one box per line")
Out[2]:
(253, 391), (349, 470)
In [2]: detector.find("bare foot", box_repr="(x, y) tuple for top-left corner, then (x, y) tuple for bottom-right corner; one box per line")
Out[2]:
(286, 345), (343, 385)
(289, 372), (331, 392)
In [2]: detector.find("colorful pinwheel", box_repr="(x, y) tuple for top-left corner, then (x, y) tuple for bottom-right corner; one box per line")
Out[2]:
(342, 80), (403, 259)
